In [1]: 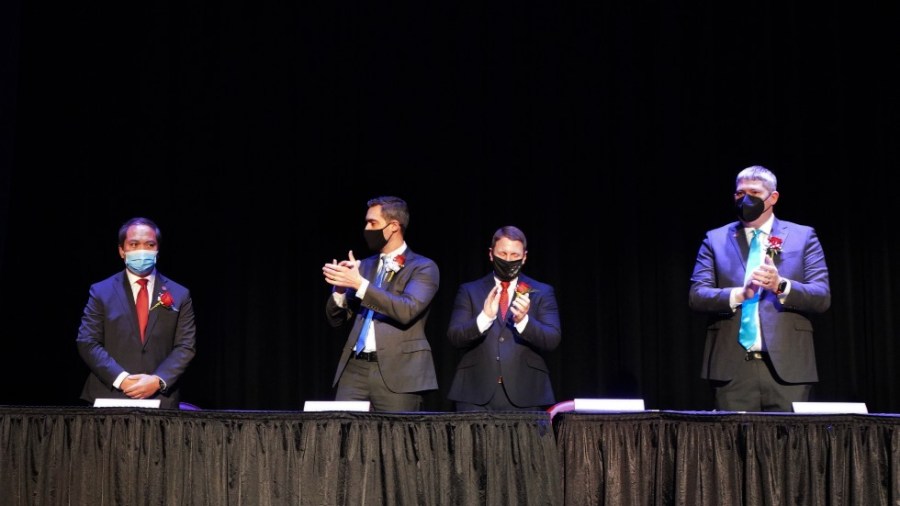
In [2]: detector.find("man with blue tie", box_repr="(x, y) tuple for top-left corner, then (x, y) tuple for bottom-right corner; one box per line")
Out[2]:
(689, 166), (831, 412)
(323, 196), (439, 411)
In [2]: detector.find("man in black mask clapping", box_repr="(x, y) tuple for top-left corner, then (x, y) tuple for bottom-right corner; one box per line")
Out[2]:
(323, 196), (439, 411)
(446, 226), (562, 411)
(689, 165), (831, 412)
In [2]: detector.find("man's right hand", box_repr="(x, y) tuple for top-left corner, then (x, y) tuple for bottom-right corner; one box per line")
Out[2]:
(482, 285), (502, 319)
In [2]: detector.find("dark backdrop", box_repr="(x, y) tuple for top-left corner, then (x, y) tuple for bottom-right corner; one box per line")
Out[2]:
(2, 2), (898, 412)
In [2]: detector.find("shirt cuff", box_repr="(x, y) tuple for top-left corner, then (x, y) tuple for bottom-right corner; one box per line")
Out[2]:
(331, 290), (347, 307)
(477, 312), (494, 333)
(355, 278), (371, 299)
(777, 278), (792, 300)
(113, 371), (129, 389)
(514, 315), (529, 332)
(729, 287), (742, 310)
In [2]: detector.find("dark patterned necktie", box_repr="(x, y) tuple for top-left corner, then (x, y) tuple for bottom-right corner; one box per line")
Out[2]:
(499, 281), (510, 321)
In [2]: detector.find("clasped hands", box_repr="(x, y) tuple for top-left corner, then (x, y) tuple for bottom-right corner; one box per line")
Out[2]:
(741, 255), (781, 300)
(121, 374), (161, 399)
(484, 285), (530, 324)
(323, 250), (363, 293)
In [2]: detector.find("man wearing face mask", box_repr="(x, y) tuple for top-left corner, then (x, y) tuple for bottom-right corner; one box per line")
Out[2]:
(76, 217), (197, 409)
(323, 196), (439, 411)
(446, 226), (562, 411)
(689, 166), (831, 412)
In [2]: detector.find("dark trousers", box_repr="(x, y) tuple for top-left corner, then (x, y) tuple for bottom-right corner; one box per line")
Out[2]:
(335, 356), (423, 412)
(712, 353), (812, 412)
(455, 382), (544, 412)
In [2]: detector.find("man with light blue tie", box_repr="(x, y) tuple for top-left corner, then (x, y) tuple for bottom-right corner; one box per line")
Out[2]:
(323, 196), (439, 411)
(689, 166), (831, 412)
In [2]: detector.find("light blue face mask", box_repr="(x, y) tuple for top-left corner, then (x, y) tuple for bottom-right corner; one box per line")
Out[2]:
(124, 250), (158, 276)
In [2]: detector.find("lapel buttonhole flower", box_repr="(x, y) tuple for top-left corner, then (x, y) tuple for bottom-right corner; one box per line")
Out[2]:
(384, 254), (406, 283)
(515, 281), (537, 298)
(766, 236), (784, 259)
(150, 288), (179, 312)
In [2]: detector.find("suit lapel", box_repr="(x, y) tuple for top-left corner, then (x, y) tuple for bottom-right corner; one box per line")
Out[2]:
(381, 250), (413, 286)
(729, 223), (749, 269)
(363, 256), (379, 283)
(769, 219), (789, 267)
(144, 274), (166, 343)
(115, 272), (144, 344)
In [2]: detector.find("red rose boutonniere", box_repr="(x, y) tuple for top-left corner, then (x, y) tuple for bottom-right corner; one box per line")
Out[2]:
(384, 254), (406, 282)
(150, 288), (179, 312)
(766, 236), (784, 259)
(515, 281), (537, 298)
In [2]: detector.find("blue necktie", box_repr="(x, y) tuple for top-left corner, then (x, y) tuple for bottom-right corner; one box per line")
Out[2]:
(354, 259), (387, 355)
(738, 229), (762, 350)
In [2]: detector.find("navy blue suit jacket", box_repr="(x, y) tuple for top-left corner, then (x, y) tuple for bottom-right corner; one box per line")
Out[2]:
(447, 274), (561, 407)
(76, 270), (197, 408)
(325, 249), (439, 393)
(689, 218), (830, 383)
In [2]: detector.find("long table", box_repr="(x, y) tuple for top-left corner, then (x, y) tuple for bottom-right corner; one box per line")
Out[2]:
(552, 411), (900, 506)
(3, 407), (899, 505)
(0, 407), (561, 506)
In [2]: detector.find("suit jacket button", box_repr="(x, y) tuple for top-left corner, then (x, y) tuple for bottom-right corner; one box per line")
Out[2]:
(499, 337), (505, 342)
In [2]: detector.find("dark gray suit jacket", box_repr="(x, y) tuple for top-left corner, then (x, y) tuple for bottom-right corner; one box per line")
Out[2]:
(446, 274), (561, 406)
(76, 271), (197, 409)
(326, 249), (439, 393)
(689, 218), (830, 383)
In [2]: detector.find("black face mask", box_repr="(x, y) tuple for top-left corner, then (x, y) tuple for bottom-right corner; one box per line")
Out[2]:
(735, 194), (766, 222)
(492, 257), (523, 282)
(364, 225), (391, 252)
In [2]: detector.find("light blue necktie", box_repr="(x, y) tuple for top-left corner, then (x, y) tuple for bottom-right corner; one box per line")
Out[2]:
(738, 229), (762, 350)
(354, 258), (387, 355)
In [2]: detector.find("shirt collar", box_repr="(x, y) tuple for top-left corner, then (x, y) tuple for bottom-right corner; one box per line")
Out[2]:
(745, 215), (775, 239)
(125, 269), (156, 286)
(382, 242), (408, 260)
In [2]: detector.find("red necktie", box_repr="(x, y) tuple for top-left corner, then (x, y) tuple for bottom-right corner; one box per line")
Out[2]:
(136, 279), (149, 343)
(499, 281), (510, 321)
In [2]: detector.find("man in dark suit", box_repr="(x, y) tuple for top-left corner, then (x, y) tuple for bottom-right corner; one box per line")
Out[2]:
(323, 196), (439, 411)
(76, 217), (197, 409)
(446, 226), (561, 411)
(689, 166), (831, 412)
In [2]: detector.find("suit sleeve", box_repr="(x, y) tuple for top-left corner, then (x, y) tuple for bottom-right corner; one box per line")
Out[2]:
(360, 258), (439, 325)
(152, 290), (197, 385)
(76, 284), (126, 386)
(325, 291), (356, 327)
(517, 286), (562, 352)
(447, 284), (485, 347)
(780, 228), (831, 313)
(689, 232), (737, 313)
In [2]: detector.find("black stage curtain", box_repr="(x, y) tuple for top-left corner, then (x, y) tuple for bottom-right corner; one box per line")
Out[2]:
(553, 412), (900, 506)
(0, 407), (561, 506)
(2, 2), (899, 414)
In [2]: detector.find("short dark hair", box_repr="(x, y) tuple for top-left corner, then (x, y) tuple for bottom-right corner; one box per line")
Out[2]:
(491, 226), (527, 250)
(367, 196), (410, 232)
(118, 217), (162, 246)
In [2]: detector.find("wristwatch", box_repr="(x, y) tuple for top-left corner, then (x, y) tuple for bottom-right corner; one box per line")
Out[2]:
(158, 378), (167, 393)
(775, 278), (788, 295)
